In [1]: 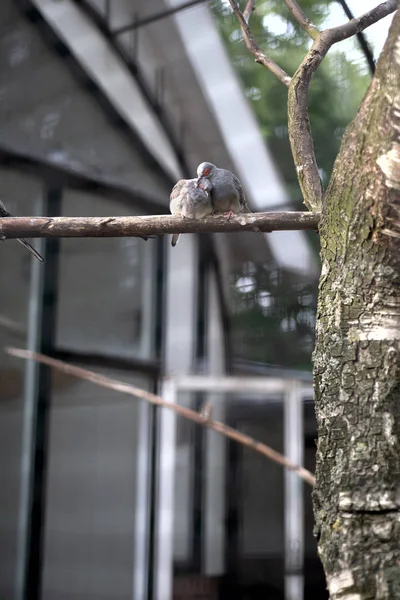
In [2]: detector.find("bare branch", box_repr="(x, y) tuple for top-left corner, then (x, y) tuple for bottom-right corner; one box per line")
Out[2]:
(228, 0), (397, 212)
(336, 0), (375, 75)
(0, 212), (320, 241)
(6, 347), (316, 486)
(243, 0), (256, 24)
(0, 314), (26, 336)
(282, 0), (319, 40)
(288, 57), (324, 212)
(287, 0), (397, 212)
(228, 0), (319, 207)
(324, 0), (397, 46)
(227, 0), (292, 87)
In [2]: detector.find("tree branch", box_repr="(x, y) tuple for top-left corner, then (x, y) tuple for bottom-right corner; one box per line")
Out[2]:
(324, 0), (397, 46)
(229, 0), (397, 212)
(336, 0), (376, 75)
(288, 57), (324, 212)
(227, 0), (292, 87)
(282, 0), (319, 40)
(6, 347), (315, 486)
(0, 212), (320, 240)
(243, 0), (256, 24)
(287, 0), (397, 212)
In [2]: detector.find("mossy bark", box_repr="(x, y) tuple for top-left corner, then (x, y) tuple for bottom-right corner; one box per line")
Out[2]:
(313, 9), (400, 599)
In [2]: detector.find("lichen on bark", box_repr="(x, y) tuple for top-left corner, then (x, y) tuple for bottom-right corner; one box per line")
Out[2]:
(312, 8), (400, 600)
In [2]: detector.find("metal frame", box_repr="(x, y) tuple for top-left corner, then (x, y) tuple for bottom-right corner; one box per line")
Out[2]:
(15, 194), (47, 600)
(11, 176), (166, 600)
(190, 241), (211, 573)
(16, 0), (176, 190)
(0, 145), (167, 216)
(154, 379), (178, 600)
(112, 1), (206, 36)
(72, 0), (190, 177)
(133, 400), (154, 600)
(284, 381), (305, 600)
(154, 376), (313, 600)
(146, 234), (166, 600)
(15, 188), (62, 600)
(224, 409), (240, 591)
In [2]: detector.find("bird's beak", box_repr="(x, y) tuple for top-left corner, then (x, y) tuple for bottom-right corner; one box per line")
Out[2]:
(195, 177), (201, 187)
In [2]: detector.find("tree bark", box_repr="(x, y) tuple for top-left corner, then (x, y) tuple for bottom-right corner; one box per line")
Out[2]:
(313, 8), (400, 599)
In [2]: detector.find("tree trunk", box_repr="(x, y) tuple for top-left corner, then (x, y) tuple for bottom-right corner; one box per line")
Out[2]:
(313, 8), (400, 599)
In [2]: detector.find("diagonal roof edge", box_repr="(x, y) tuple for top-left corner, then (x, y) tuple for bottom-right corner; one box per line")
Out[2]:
(167, 0), (319, 275)
(31, 0), (184, 182)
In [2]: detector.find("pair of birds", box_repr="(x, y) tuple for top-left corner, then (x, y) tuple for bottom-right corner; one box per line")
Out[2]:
(169, 161), (250, 246)
(0, 161), (248, 260)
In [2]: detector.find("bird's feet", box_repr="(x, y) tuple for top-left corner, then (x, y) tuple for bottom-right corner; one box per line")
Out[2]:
(224, 210), (234, 221)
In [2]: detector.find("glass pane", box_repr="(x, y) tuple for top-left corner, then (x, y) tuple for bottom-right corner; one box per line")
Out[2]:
(233, 399), (284, 598)
(230, 263), (318, 370)
(173, 393), (197, 567)
(170, 392), (284, 598)
(0, 169), (43, 598)
(42, 366), (153, 600)
(56, 190), (156, 360)
(172, 391), (222, 598)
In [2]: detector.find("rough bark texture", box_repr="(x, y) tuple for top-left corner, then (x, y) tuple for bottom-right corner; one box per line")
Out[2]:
(313, 9), (400, 599)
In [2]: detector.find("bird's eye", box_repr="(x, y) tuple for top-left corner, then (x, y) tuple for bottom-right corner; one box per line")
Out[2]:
(203, 168), (210, 176)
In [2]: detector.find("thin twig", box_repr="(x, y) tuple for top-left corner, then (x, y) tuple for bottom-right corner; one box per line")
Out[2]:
(6, 347), (316, 486)
(0, 212), (320, 240)
(0, 315), (26, 336)
(336, 0), (375, 75)
(227, 0), (292, 87)
(282, 0), (319, 40)
(243, 0), (256, 24)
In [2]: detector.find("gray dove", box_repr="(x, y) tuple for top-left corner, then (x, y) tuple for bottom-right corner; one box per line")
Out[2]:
(0, 200), (44, 262)
(196, 162), (251, 218)
(169, 176), (213, 247)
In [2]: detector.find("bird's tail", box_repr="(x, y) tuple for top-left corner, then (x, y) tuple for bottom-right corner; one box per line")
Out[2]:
(171, 233), (180, 247)
(17, 238), (44, 262)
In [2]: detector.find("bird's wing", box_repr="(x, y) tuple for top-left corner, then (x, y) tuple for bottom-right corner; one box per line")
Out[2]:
(170, 179), (187, 200)
(232, 174), (251, 212)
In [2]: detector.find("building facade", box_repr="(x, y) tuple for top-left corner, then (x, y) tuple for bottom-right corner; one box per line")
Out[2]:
(0, 1), (324, 599)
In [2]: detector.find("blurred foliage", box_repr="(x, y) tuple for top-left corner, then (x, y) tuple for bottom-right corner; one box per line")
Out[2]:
(210, 0), (371, 203)
(210, 0), (372, 369)
(230, 263), (319, 368)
